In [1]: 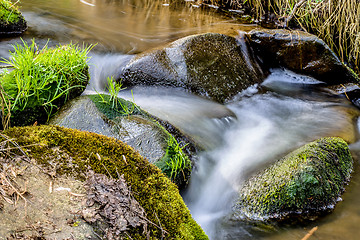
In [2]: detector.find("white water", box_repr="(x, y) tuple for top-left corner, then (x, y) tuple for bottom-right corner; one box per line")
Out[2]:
(184, 69), (359, 239)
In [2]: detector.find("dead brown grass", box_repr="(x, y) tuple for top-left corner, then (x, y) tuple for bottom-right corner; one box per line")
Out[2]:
(231, 0), (360, 75)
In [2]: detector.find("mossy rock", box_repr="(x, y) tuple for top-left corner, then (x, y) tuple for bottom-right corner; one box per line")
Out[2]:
(3, 125), (208, 239)
(120, 32), (264, 103)
(0, 0), (27, 36)
(246, 29), (360, 85)
(232, 137), (353, 223)
(49, 94), (193, 189)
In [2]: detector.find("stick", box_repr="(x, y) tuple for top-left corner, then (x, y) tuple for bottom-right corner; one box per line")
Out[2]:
(301, 226), (318, 240)
(283, 0), (307, 28)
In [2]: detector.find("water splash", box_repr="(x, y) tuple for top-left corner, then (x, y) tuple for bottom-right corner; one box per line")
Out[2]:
(184, 70), (358, 239)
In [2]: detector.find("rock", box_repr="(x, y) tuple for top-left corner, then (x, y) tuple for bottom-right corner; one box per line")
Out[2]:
(322, 83), (360, 109)
(0, 0), (27, 36)
(120, 32), (264, 103)
(2, 125), (208, 239)
(246, 29), (360, 85)
(232, 137), (353, 222)
(49, 95), (168, 163)
(49, 94), (193, 189)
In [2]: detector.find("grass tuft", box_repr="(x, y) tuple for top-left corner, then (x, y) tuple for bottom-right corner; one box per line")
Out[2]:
(0, 39), (93, 127)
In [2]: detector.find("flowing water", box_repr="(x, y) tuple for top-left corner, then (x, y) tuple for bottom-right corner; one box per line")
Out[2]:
(2, 1), (360, 239)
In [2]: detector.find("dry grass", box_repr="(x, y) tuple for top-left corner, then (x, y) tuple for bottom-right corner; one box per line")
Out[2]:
(230, 0), (360, 75)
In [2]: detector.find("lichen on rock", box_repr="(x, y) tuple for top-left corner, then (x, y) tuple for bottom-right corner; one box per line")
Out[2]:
(232, 137), (353, 223)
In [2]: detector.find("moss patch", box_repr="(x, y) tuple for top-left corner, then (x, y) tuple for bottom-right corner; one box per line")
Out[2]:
(3, 125), (207, 239)
(0, 0), (26, 35)
(233, 137), (353, 222)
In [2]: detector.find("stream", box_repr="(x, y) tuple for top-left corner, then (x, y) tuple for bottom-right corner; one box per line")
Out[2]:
(1, 0), (360, 239)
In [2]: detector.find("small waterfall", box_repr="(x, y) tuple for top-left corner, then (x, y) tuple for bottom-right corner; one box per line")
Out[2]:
(184, 69), (358, 239)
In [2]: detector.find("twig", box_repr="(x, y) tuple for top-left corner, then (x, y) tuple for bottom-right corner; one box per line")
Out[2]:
(341, 84), (350, 100)
(283, 0), (307, 28)
(154, 211), (165, 240)
(0, 65), (13, 69)
(0, 172), (29, 215)
(0, 133), (31, 163)
(301, 226), (318, 240)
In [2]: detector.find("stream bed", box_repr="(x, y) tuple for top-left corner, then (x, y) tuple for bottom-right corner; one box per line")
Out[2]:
(1, 1), (360, 239)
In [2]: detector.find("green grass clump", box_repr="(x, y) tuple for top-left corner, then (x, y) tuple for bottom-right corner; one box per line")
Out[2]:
(235, 137), (353, 221)
(155, 136), (192, 186)
(3, 125), (208, 239)
(0, 40), (92, 127)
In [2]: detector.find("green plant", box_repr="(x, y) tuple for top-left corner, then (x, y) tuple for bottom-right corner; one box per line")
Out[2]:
(0, 39), (92, 127)
(0, 0), (21, 24)
(155, 136), (191, 183)
(94, 77), (138, 116)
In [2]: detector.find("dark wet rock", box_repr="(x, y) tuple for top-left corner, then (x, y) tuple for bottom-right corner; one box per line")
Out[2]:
(49, 95), (168, 164)
(120, 32), (264, 103)
(0, 1), (27, 36)
(1, 125), (208, 239)
(246, 29), (360, 85)
(232, 137), (353, 223)
(322, 83), (360, 109)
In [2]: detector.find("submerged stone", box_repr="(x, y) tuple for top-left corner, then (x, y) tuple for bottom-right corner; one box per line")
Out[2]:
(2, 125), (208, 239)
(246, 29), (360, 85)
(0, 0), (27, 36)
(120, 32), (264, 103)
(232, 137), (353, 222)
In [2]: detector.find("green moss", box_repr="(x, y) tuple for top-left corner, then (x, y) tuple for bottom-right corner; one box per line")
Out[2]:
(3, 125), (207, 239)
(235, 137), (353, 221)
(88, 94), (141, 118)
(0, 0), (21, 25)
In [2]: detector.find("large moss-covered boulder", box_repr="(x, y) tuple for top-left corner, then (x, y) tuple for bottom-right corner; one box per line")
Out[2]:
(2, 125), (208, 239)
(120, 33), (264, 103)
(0, 41), (91, 127)
(232, 137), (353, 222)
(0, 0), (27, 36)
(49, 94), (193, 189)
(246, 29), (360, 85)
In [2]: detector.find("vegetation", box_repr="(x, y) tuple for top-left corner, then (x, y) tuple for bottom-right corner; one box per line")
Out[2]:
(155, 136), (192, 185)
(228, 0), (360, 75)
(234, 137), (353, 222)
(90, 91), (192, 187)
(0, 0), (27, 34)
(3, 125), (208, 239)
(0, 0), (21, 25)
(93, 77), (139, 116)
(0, 39), (92, 127)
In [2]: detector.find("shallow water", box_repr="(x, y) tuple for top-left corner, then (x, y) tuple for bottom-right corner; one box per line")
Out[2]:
(1, 1), (360, 239)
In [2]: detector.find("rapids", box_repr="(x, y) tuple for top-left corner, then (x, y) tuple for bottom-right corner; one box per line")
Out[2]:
(1, 1), (360, 239)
